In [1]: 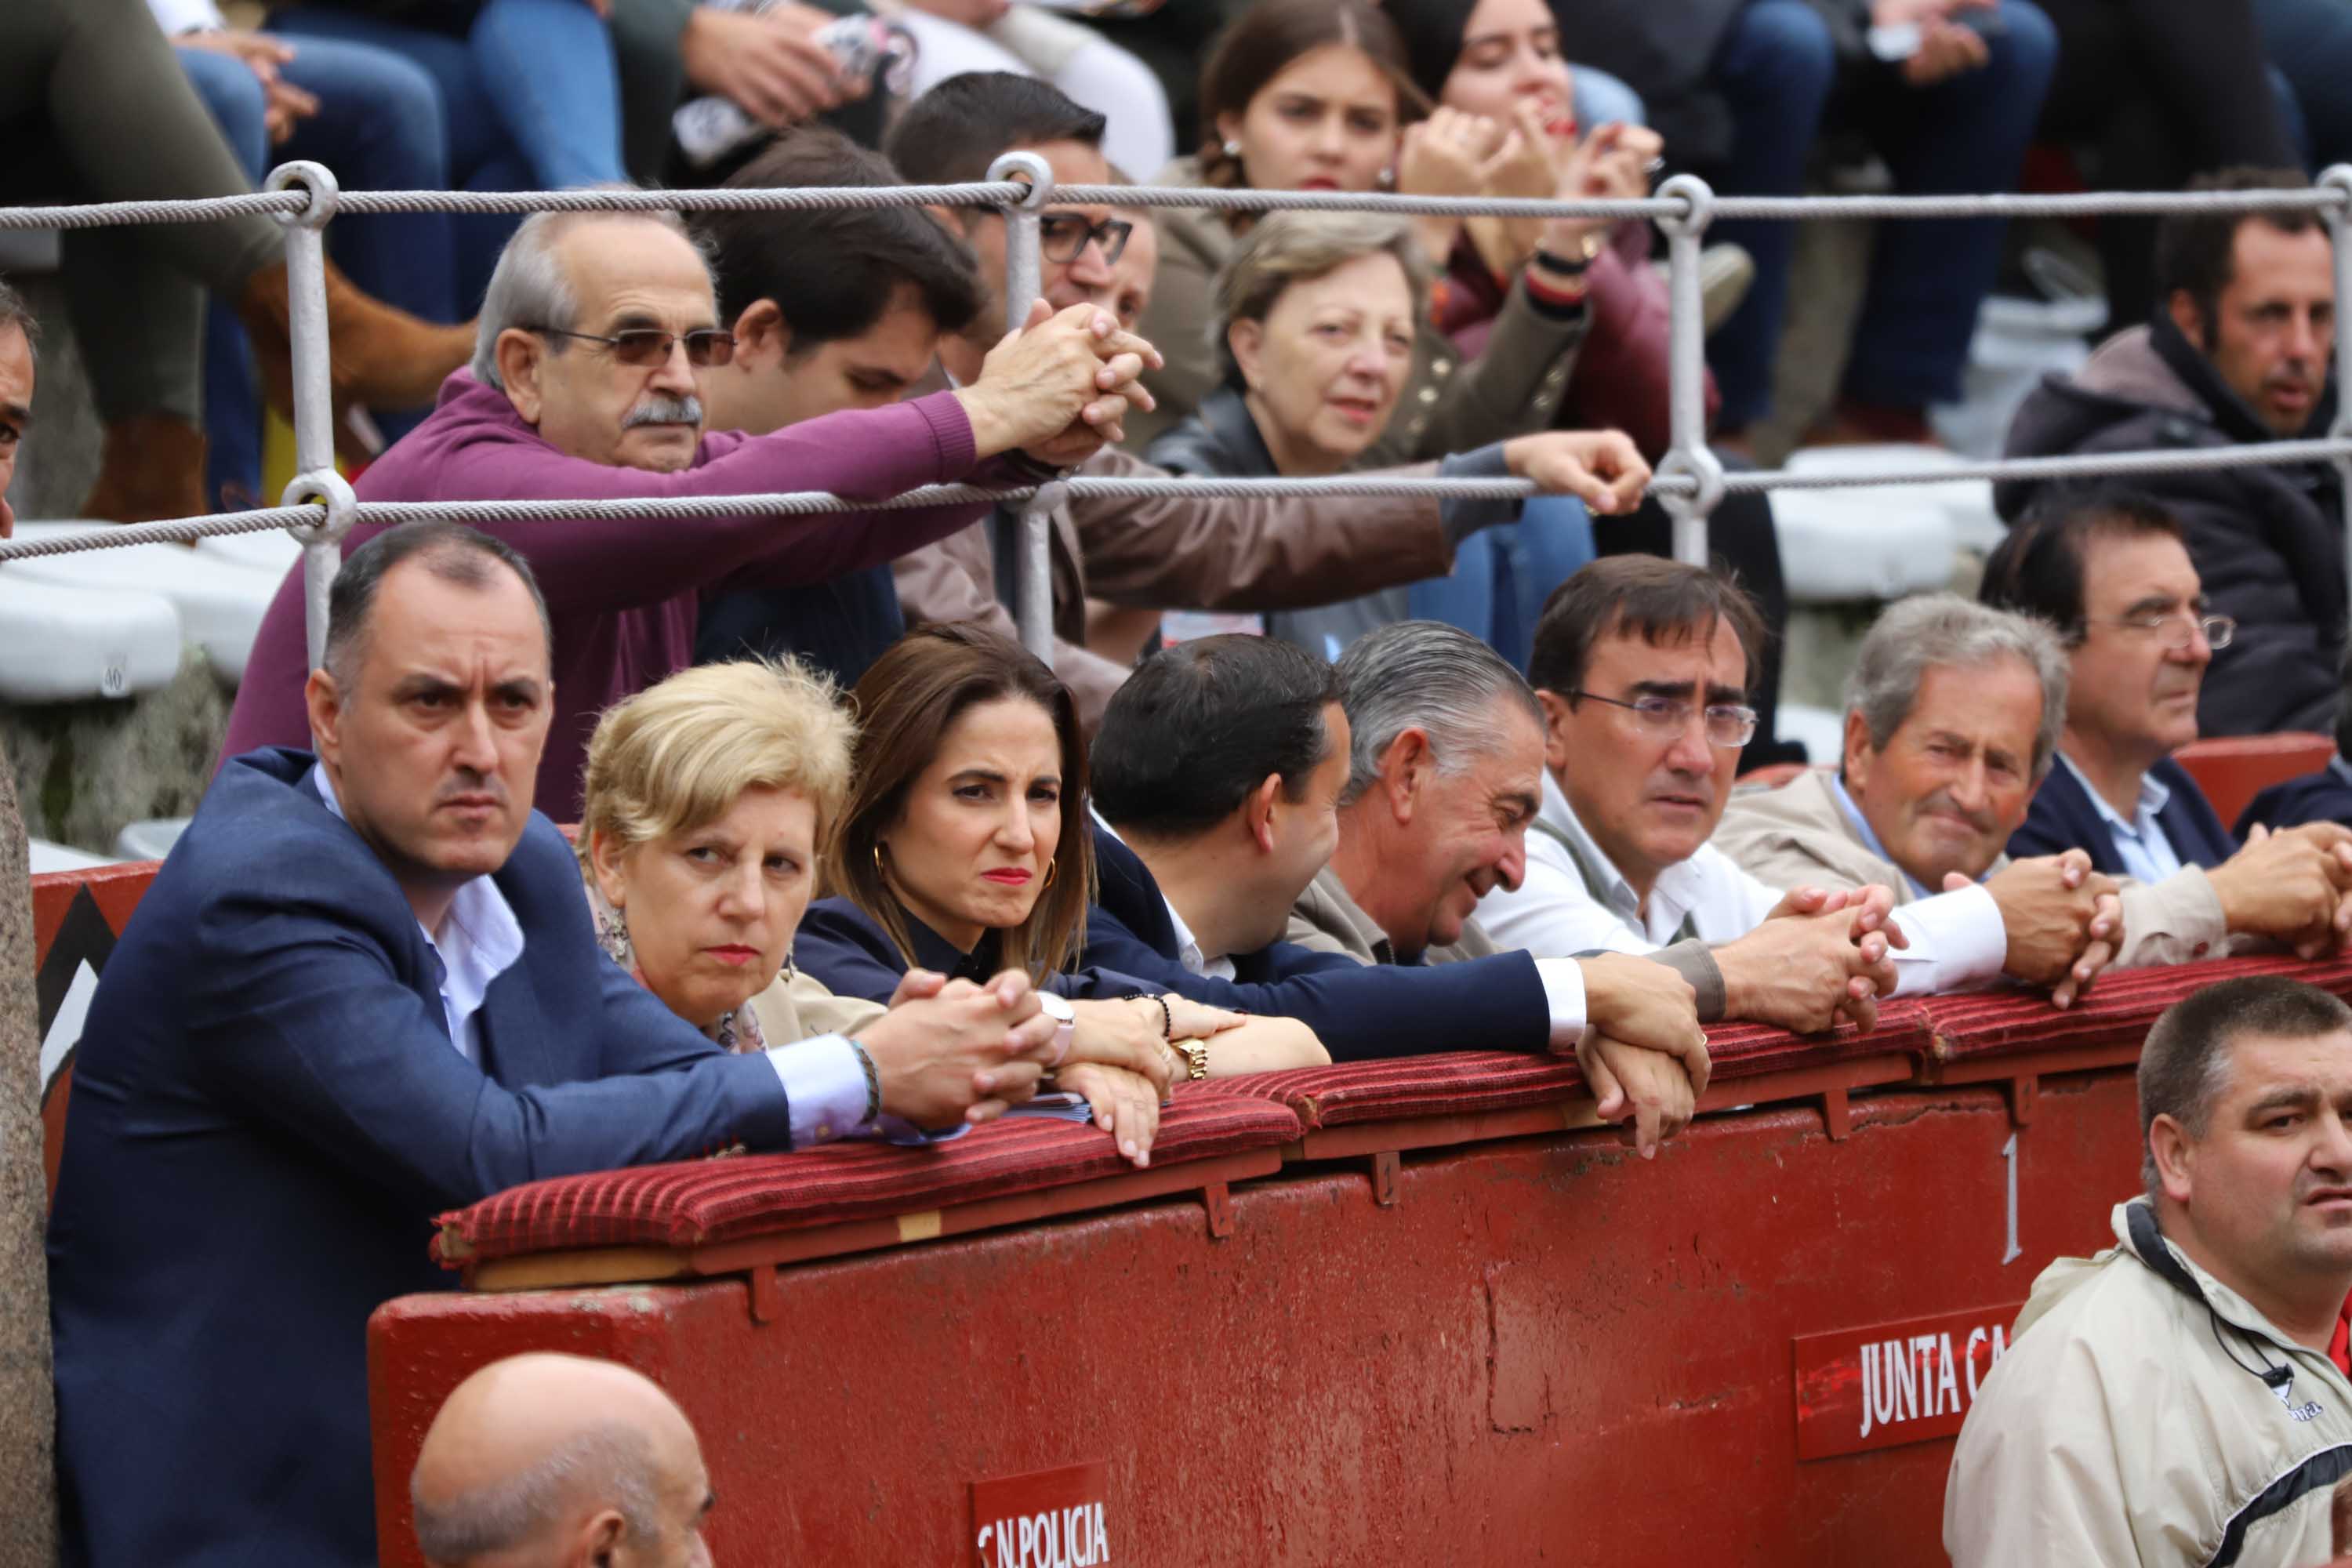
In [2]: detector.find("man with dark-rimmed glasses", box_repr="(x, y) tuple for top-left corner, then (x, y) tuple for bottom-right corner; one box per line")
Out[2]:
(1487, 557), (2129, 1008)
(1982, 487), (2352, 962)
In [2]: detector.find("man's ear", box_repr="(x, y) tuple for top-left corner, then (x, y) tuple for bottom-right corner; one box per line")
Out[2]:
(1245, 772), (1283, 855)
(731, 299), (791, 369)
(495, 328), (549, 426)
(561, 1507), (629, 1568)
(1227, 321), (1265, 392)
(2167, 289), (2208, 354)
(1534, 688), (1574, 775)
(1840, 706), (1875, 793)
(2149, 1113), (2197, 1205)
(1383, 728), (1432, 822)
(304, 666), (345, 769)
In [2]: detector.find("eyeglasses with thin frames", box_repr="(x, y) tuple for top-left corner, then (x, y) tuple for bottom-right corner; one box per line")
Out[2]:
(1037, 214), (1134, 265)
(527, 325), (736, 368)
(2095, 609), (2235, 651)
(1570, 689), (1759, 749)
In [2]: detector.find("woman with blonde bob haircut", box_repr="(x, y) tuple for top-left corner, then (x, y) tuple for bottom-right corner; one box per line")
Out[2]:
(800, 624), (1329, 1167)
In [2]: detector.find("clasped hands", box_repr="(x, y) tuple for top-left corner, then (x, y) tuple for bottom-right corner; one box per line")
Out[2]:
(955, 299), (1163, 468)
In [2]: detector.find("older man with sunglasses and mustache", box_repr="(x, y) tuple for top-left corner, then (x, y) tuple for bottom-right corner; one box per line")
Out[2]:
(223, 203), (1159, 818)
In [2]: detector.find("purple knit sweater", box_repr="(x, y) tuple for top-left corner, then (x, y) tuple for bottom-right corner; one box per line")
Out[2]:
(222, 372), (997, 818)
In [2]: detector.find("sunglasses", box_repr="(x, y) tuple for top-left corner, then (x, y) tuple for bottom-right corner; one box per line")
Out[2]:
(528, 325), (736, 368)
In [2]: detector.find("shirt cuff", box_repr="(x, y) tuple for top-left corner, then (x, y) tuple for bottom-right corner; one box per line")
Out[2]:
(1531, 956), (1590, 1047)
(1888, 884), (2010, 996)
(765, 1033), (871, 1148)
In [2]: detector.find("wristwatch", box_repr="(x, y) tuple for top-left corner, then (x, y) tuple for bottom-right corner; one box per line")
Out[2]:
(1038, 992), (1075, 1067)
(1171, 1040), (1210, 1081)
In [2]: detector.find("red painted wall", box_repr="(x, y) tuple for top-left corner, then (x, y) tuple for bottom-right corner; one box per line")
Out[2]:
(372, 1072), (2139, 1566)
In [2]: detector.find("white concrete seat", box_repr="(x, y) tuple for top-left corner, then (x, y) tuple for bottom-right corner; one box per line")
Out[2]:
(0, 572), (181, 702)
(194, 528), (301, 580)
(112, 818), (191, 862)
(1769, 443), (2009, 604)
(29, 839), (122, 875)
(5, 521), (286, 684)
(1774, 702), (1847, 767)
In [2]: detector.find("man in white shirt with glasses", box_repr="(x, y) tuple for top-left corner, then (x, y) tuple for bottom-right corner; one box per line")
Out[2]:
(1483, 557), (2124, 1008)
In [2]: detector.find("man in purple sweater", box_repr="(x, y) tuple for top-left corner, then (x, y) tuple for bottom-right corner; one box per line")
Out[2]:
(221, 205), (1157, 818)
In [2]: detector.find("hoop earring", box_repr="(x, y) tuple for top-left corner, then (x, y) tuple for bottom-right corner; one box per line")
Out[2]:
(872, 843), (887, 884)
(1221, 138), (1242, 160)
(1042, 857), (1058, 890)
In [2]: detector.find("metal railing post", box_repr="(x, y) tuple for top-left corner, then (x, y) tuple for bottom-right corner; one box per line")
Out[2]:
(2321, 165), (2352, 625)
(984, 151), (1058, 664)
(264, 162), (348, 672)
(1654, 175), (1726, 566)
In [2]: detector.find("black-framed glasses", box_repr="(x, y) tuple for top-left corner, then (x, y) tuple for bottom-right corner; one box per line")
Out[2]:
(1038, 213), (1134, 265)
(2099, 610), (2236, 652)
(1570, 689), (1759, 749)
(528, 325), (735, 368)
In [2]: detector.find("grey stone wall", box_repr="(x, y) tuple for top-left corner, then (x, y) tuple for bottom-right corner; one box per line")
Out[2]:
(0, 759), (59, 1565)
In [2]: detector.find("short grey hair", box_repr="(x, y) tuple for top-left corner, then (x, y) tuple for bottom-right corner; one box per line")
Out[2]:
(412, 1423), (661, 1566)
(1212, 210), (1431, 386)
(1843, 595), (2070, 780)
(1334, 620), (1544, 807)
(472, 205), (710, 389)
(0, 274), (35, 355)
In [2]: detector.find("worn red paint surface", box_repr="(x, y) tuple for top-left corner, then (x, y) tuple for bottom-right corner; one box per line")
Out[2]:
(370, 1073), (2139, 1566)
(1792, 1301), (2026, 1461)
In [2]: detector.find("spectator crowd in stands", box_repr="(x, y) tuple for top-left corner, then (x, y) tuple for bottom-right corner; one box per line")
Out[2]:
(11, 0), (2352, 1562)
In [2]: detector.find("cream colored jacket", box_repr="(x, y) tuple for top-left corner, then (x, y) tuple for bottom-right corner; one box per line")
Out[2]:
(749, 966), (884, 1045)
(1946, 1200), (2352, 1568)
(1713, 768), (2238, 971)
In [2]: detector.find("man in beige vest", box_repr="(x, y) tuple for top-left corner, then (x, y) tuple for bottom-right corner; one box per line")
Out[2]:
(1294, 619), (1899, 1034)
(1715, 593), (2303, 996)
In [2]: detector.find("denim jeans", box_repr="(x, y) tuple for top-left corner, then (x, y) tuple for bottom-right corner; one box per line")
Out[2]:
(1704, 0), (2059, 427)
(2256, 0), (2352, 169)
(1406, 497), (1597, 673)
(180, 38), (455, 508)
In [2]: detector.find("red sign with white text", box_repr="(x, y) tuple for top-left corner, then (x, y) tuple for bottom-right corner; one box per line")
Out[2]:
(971, 1461), (1113, 1567)
(1792, 1302), (2025, 1461)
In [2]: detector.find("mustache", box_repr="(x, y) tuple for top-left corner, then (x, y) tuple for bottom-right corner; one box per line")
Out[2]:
(1918, 789), (1996, 836)
(624, 392), (702, 428)
(437, 775), (509, 808)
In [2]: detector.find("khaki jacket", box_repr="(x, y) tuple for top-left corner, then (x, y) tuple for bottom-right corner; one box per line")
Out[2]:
(1123, 158), (1582, 461)
(891, 445), (1455, 726)
(1946, 1200), (2352, 1568)
(1712, 768), (2234, 970)
(748, 965), (884, 1044)
(1284, 862), (1731, 1020)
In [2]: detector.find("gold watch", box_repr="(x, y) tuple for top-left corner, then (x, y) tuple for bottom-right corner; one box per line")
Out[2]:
(1171, 1040), (1210, 1081)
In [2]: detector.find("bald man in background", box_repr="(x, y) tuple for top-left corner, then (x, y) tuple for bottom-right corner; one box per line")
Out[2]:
(412, 1354), (717, 1568)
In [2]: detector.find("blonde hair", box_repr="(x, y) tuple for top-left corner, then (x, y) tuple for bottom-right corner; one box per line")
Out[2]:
(1211, 210), (1431, 385)
(579, 659), (857, 865)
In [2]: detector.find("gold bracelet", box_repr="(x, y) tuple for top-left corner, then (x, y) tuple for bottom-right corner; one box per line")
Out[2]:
(1171, 1040), (1210, 1081)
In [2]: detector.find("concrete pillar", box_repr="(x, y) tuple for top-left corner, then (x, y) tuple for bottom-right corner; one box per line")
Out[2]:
(0, 760), (57, 1564)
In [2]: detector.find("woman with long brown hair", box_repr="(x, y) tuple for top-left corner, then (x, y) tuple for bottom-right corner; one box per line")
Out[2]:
(796, 624), (1330, 1162)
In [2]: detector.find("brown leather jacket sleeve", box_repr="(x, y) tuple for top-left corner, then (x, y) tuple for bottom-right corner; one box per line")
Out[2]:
(1072, 448), (1457, 612)
(891, 522), (1131, 729)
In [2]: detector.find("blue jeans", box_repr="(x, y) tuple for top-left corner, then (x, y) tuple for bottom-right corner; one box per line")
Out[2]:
(1704, 0), (2058, 426)
(1406, 498), (1596, 672)
(180, 39), (453, 509)
(2256, 0), (2352, 169)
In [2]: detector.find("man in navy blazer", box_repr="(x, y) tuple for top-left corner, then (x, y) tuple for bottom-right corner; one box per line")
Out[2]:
(1080, 633), (1714, 1155)
(1984, 488), (2352, 959)
(45, 521), (1057, 1568)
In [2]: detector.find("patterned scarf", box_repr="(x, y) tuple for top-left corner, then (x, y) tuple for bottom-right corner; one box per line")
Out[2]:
(583, 876), (769, 1054)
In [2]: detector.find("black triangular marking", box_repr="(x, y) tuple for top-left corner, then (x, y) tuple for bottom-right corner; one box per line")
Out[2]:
(35, 887), (116, 1040)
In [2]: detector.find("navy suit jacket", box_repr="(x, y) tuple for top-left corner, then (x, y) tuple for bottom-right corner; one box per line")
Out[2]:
(2007, 755), (2238, 874)
(2238, 763), (2352, 837)
(46, 749), (795, 1568)
(795, 829), (1552, 1060)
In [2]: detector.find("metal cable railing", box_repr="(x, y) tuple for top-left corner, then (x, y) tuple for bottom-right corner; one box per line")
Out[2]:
(4, 160), (2351, 673)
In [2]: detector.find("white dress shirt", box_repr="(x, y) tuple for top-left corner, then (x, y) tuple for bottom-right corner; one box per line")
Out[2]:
(1096, 808), (1589, 1047)
(316, 765), (880, 1146)
(147, 0), (227, 34)
(1478, 771), (2008, 997)
(2056, 753), (2185, 886)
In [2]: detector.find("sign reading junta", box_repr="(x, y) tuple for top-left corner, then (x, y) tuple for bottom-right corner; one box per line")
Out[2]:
(971, 1461), (1112, 1567)
(1792, 1302), (2025, 1461)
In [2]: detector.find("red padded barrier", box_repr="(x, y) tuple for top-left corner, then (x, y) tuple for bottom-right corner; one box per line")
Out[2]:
(1920, 951), (2352, 1064)
(434, 1089), (1302, 1266)
(2174, 731), (2334, 830)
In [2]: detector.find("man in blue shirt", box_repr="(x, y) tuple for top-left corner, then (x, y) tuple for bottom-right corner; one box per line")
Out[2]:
(1984, 487), (2352, 958)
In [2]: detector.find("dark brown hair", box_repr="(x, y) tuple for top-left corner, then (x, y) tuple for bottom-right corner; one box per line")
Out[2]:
(2154, 167), (2324, 337)
(1527, 556), (1767, 702)
(1196, 0), (1428, 192)
(824, 623), (1095, 982)
(2140, 975), (2352, 1196)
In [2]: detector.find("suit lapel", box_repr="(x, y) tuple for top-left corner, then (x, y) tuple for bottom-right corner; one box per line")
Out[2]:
(477, 958), (555, 1086)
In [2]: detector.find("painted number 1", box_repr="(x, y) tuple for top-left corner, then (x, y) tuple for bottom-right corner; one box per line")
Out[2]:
(2000, 1133), (2021, 1264)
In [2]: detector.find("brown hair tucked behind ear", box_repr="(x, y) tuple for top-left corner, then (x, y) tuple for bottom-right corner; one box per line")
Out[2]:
(1196, 0), (1428, 194)
(823, 624), (1095, 982)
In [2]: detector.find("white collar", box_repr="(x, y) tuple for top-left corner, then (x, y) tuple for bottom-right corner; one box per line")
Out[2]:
(2057, 751), (2172, 837)
(1537, 770), (1728, 938)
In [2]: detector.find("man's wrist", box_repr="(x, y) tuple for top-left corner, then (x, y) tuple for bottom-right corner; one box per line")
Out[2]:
(952, 385), (1018, 459)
